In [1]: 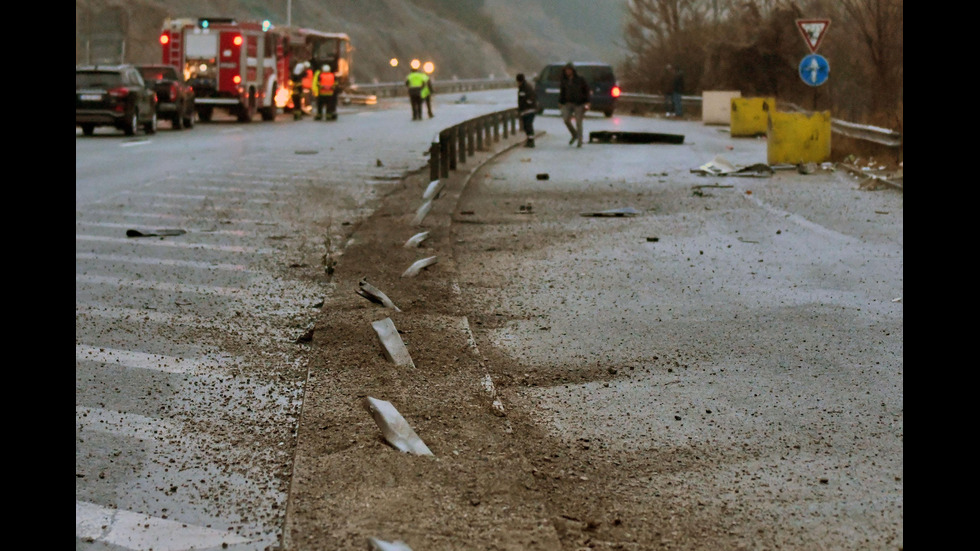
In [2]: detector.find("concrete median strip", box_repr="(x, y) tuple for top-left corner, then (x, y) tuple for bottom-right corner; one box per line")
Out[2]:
(371, 317), (415, 367)
(362, 396), (433, 456)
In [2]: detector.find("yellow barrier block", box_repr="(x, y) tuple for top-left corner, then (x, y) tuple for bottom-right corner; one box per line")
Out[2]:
(767, 110), (831, 165)
(730, 97), (775, 137)
(702, 91), (741, 125)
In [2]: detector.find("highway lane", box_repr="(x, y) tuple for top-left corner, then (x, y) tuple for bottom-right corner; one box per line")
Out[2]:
(76, 89), (515, 551)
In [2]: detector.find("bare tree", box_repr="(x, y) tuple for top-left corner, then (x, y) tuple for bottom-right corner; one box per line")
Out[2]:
(838, 0), (903, 125)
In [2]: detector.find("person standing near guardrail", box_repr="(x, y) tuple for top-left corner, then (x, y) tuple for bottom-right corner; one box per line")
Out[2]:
(665, 64), (684, 118)
(558, 62), (590, 147)
(406, 66), (427, 121)
(422, 75), (434, 118)
(516, 73), (537, 148)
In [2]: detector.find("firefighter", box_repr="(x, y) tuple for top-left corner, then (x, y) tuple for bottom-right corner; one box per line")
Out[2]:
(313, 64), (338, 121)
(301, 64), (314, 113)
(290, 61), (311, 120)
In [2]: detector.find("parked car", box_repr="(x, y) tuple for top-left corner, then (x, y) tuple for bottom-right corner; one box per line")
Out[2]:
(533, 62), (621, 117)
(136, 64), (196, 130)
(76, 64), (158, 136)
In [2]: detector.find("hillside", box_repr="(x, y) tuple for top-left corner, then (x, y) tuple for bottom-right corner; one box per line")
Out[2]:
(75, 0), (630, 84)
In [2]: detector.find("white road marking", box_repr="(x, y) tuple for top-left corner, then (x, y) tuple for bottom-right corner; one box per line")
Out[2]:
(75, 405), (178, 440)
(76, 221), (251, 238)
(79, 209), (270, 225)
(75, 273), (243, 297)
(76, 345), (225, 374)
(76, 252), (251, 272)
(76, 500), (252, 550)
(118, 190), (290, 205)
(75, 234), (277, 254)
(76, 305), (216, 328)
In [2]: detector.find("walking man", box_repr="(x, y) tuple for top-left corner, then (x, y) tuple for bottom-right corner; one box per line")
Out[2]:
(558, 63), (590, 147)
(516, 73), (537, 147)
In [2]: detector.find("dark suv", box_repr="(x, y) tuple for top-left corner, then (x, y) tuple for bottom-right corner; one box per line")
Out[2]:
(136, 64), (196, 130)
(533, 62), (621, 117)
(76, 64), (158, 136)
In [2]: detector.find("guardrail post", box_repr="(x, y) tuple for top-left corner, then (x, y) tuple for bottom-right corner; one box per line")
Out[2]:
(492, 113), (500, 142)
(468, 122), (476, 157)
(457, 125), (466, 165)
(429, 139), (440, 182)
(448, 128), (458, 171)
(440, 131), (450, 177)
(476, 117), (485, 151)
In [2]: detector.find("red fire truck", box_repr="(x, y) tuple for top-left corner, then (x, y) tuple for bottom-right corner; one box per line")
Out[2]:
(159, 17), (352, 122)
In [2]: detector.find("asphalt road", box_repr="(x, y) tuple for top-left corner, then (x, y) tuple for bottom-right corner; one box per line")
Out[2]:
(77, 91), (902, 550)
(281, 110), (903, 549)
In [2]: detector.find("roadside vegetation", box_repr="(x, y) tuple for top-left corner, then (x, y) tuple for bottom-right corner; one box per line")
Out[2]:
(619, 0), (902, 133)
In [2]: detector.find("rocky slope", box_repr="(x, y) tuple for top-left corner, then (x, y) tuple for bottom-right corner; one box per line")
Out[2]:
(75, 0), (629, 84)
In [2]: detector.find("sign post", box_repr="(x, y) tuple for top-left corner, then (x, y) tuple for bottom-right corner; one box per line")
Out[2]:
(795, 18), (831, 109)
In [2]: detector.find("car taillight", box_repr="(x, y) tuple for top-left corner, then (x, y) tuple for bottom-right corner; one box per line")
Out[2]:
(108, 87), (129, 99)
(611, 85), (621, 98)
(168, 82), (178, 102)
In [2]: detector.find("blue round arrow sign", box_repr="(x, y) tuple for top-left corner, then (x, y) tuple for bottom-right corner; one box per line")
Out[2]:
(798, 54), (829, 87)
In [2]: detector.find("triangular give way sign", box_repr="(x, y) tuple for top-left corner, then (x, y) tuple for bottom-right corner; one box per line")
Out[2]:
(796, 19), (830, 53)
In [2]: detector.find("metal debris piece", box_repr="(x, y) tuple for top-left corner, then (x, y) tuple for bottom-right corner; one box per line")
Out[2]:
(126, 229), (187, 238)
(401, 256), (438, 278)
(482, 374), (506, 417)
(356, 279), (401, 311)
(403, 231), (430, 248)
(797, 162), (818, 174)
(580, 207), (639, 217)
(362, 396), (433, 456)
(518, 203), (534, 213)
(691, 155), (773, 177)
(294, 150), (318, 155)
(422, 179), (443, 201)
(295, 322), (316, 343)
(368, 538), (413, 551)
(589, 131), (684, 144)
(371, 317), (415, 367)
(412, 199), (433, 226)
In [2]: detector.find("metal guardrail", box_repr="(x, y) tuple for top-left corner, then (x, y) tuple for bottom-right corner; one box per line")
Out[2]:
(345, 80), (901, 159)
(426, 108), (520, 182)
(349, 78), (514, 99)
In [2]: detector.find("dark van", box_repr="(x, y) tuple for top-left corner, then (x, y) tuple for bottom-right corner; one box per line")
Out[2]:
(533, 62), (621, 117)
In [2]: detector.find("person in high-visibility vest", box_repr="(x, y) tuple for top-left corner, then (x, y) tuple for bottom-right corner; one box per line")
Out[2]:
(421, 74), (434, 118)
(290, 61), (311, 119)
(312, 64), (337, 121)
(405, 67), (427, 121)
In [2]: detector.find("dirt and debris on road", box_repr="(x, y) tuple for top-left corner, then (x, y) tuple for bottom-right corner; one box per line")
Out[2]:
(282, 126), (903, 551)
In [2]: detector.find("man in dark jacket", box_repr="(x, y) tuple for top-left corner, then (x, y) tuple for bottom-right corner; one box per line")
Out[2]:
(516, 73), (537, 147)
(558, 62), (590, 147)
